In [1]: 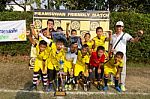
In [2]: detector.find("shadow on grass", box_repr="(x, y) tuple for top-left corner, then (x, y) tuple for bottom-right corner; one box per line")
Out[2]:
(15, 92), (41, 99)
(15, 81), (41, 99)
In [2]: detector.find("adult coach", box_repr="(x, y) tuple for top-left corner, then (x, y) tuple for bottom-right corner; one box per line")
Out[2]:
(109, 21), (144, 91)
(30, 19), (55, 39)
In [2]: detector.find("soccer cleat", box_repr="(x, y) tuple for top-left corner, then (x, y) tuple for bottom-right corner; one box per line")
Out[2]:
(120, 85), (126, 91)
(74, 84), (78, 91)
(84, 84), (88, 91)
(97, 83), (103, 91)
(87, 81), (91, 90)
(47, 83), (53, 92)
(103, 86), (108, 91)
(68, 84), (72, 91)
(65, 84), (68, 91)
(42, 85), (47, 92)
(115, 86), (122, 92)
(29, 85), (37, 91)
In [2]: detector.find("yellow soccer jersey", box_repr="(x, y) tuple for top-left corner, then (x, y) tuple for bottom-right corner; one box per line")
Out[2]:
(74, 50), (89, 76)
(76, 50), (90, 66)
(93, 35), (106, 51)
(82, 40), (94, 49)
(104, 57), (123, 75)
(34, 45), (48, 73)
(47, 44), (65, 71)
(104, 57), (123, 69)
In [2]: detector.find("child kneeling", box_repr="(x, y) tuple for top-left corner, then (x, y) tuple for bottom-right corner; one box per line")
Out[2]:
(74, 44), (90, 91)
(103, 51), (124, 92)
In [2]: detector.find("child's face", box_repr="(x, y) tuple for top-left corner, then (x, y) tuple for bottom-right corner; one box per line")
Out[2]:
(96, 29), (103, 37)
(70, 44), (77, 53)
(56, 41), (64, 50)
(39, 44), (47, 52)
(71, 31), (77, 36)
(97, 50), (104, 57)
(114, 55), (122, 63)
(81, 47), (88, 56)
(84, 34), (90, 41)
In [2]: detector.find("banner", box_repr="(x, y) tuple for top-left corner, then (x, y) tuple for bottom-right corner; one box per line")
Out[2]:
(33, 10), (109, 38)
(0, 20), (26, 42)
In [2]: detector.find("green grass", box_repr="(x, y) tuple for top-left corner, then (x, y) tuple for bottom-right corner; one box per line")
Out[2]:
(127, 62), (150, 67)
(0, 92), (150, 99)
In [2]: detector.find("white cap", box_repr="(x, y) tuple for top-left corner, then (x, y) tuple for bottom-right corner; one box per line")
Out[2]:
(116, 21), (124, 26)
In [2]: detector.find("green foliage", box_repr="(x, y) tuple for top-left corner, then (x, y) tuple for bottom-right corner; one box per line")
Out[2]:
(110, 12), (150, 63)
(0, 0), (11, 11)
(0, 11), (150, 63)
(109, 0), (150, 13)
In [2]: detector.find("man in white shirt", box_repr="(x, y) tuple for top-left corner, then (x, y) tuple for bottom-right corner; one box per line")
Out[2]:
(109, 21), (144, 91)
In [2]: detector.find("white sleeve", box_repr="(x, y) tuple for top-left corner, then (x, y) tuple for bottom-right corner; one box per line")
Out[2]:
(67, 48), (70, 52)
(39, 33), (51, 44)
(110, 35), (113, 44)
(73, 54), (77, 64)
(125, 33), (133, 41)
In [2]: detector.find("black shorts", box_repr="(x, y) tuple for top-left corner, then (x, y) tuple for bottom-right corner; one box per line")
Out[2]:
(47, 69), (58, 81)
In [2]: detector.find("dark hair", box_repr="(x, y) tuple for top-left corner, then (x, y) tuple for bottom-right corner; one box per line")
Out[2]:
(57, 27), (63, 31)
(56, 38), (65, 44)
(84, 33), (91, 38)
(82, 44), (89, 49)
(115, 51), (124, 58)
(71, 29), (77, 34)
(96, 46), (105, 52)
(70, 42), (77, 45)
(96, 27), (103, 32)
(47, 19), (54, 25)
(39, 40), (47, 46)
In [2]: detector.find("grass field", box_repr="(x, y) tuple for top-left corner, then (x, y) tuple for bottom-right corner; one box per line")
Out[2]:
(0, 55), (150, 99)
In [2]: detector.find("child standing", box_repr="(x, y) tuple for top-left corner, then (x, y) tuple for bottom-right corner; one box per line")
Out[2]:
(92, 27), (112, 51)
(82, 33), (94, 54)
(39, 33), (66, 91)
(64, 42), (78, 90)
(27, 31), (48, 91)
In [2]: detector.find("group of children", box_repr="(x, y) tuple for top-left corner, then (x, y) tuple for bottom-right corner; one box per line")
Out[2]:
(27, 19), (124, 92)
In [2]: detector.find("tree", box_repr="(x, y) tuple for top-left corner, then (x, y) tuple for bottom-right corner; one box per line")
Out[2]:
(8, 0), (42, 11)
(47, 0), (106, 10)
(108, 0), (150, 13)
(0, 0), (11, 11)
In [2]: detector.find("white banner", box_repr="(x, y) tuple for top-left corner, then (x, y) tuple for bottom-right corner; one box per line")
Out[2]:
(0, 20), (26, 42)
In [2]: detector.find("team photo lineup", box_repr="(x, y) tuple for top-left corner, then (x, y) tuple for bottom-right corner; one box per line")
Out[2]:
(26, 18), (144, 93)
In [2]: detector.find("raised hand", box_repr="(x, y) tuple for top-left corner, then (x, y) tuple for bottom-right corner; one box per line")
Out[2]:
(137, 30), (144, 37)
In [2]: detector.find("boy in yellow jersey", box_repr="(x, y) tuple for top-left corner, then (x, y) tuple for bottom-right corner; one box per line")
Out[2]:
(92, 27), (112, 51)
(103, 51), (124, 92)
(26, 31), (48, 91)
(64, 42), (78, 90)
(82, 33), (94, 54)
(74, 44), (90, 90)
(39, 33), (66, 91)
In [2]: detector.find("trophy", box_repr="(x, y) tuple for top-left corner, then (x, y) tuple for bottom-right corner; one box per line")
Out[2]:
(54, 59), (66, 96)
